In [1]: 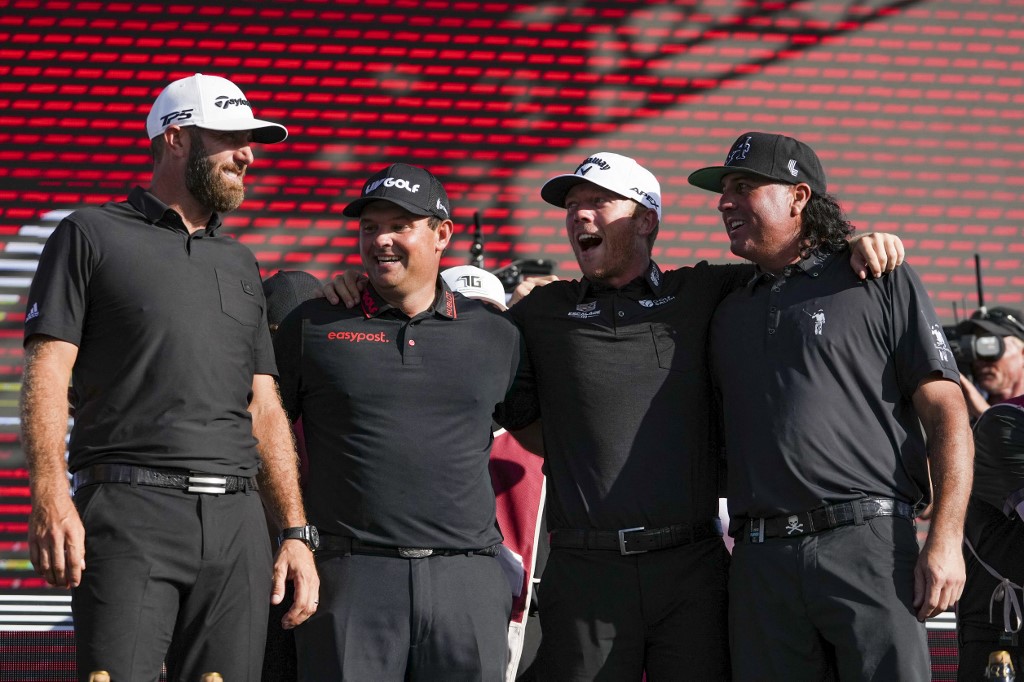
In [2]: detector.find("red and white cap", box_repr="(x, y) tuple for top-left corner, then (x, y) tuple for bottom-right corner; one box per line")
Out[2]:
(146, 73), (288, 144)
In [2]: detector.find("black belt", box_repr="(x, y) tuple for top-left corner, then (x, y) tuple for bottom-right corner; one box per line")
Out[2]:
(548, 519), (723, 556)
(71, 464), (256, 496)
(736, 497), (916, 544)
(317, 535), (501, 559)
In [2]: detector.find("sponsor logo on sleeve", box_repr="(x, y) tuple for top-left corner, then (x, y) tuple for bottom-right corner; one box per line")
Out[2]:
(930, 324), (952, 362)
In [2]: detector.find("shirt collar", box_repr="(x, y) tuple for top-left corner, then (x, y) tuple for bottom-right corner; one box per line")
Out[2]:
(127, 186), (224, 236)
(747, 249), (832, 290)
(359, 276), (459, 320)
(577, 260), (665, 303)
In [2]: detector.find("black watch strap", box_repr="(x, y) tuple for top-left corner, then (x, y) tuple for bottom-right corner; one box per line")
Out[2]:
(277, 524), (320, 551)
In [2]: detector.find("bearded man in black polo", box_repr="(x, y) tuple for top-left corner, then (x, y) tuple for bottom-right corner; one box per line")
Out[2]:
(22, 73), (318, 681)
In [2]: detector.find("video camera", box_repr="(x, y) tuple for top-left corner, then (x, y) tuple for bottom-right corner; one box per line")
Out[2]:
(944, 307), (1024, 376)
(492, 258), (557, 293)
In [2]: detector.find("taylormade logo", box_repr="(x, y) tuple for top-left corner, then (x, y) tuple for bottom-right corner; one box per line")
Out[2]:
(365, 177), (421, 194)
(214, 96), (251, 109)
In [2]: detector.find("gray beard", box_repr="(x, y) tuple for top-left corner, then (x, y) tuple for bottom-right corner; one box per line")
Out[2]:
(184, 131), (245, 213)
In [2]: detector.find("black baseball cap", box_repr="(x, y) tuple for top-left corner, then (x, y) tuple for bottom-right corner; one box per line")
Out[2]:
(342, 163), (451, 220)
(967, 307), (1024, 340)
(687, 132), (828, 195)
(262, 270), (322, 330)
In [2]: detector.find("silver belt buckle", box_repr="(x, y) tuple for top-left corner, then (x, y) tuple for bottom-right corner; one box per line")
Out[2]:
(398, 548), (434, 558)
(617, 526), (646, 555)
(187, 474), (228, 495)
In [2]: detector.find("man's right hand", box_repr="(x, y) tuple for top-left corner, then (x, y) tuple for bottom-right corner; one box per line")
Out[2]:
(29, 490), (85, 588)
(321, 271), (366, 308)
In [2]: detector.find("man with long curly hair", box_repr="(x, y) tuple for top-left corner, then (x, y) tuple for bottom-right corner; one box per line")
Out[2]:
(689, 132), (974, 681)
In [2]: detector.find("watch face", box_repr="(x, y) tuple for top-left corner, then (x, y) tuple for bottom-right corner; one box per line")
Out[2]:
(307, 525), (320, 550)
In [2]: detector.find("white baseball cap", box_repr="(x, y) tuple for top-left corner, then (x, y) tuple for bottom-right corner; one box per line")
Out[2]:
(441, 265), (508, 310)
(146, 73), (288, 144)
(541, 152), (662, 220)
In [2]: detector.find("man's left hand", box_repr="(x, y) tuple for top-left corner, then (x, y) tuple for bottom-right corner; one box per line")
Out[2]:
(912, 535), (965, 621)
(848, 232), (906, 280)
(271, 540), (320, 629)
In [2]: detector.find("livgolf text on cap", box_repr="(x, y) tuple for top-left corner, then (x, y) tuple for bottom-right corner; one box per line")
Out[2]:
(342, 163), (451, 220)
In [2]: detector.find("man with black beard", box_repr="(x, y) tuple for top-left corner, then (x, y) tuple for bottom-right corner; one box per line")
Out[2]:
(22, 74), (319, 681)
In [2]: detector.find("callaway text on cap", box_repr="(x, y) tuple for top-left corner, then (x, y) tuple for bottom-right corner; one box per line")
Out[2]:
(541, 152), (662, 220)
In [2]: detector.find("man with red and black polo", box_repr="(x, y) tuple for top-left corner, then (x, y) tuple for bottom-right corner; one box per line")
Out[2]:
(274, 163), (521, 681)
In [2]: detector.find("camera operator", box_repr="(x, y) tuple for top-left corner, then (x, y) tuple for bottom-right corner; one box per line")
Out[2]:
(955, 307), (1024, 420)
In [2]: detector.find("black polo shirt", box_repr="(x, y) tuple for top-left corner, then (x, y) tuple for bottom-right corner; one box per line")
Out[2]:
(24, 186), (276, 476)
(502, 260), (751, 531)
(709, 250), (960, 529)
(274, 283), (521, 549)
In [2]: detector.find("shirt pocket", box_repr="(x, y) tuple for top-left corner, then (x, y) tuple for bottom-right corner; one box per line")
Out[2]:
(651, 321), (703, 373)
(216, 268), (260, 327)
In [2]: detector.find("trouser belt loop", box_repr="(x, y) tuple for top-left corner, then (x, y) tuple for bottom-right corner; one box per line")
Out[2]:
(130, 465), (142, 488)
(852, 499), (866, 525)
(749, 518), (765, 544)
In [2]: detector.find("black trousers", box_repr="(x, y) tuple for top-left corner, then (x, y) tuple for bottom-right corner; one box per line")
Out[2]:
(71, 483), (272, 682)
(296, 551), (511, 681)
(957, 498), (1024, 682)
(535, 536), (730, 681)
(729, 517), (929, 682)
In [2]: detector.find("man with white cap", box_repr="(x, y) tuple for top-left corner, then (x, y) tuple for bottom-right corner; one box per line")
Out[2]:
(493, 151), (908, 680)
(22, 73), (317, 681)
(274, 164), (522, 680)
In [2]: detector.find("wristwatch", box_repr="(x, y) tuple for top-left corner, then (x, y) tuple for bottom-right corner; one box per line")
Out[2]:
(277, 524), (320, 552)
